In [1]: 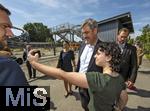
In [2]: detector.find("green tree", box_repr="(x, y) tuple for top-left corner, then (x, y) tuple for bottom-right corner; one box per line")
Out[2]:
(23, 23), (54, 42)
(128, 38), (134, 45)
(136, 24), (150, 59)
(136, 24), (150, 50)
(136, 25), (150, 42)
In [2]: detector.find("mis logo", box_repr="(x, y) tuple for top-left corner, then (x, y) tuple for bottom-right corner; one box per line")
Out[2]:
(0, 86), (50, 110)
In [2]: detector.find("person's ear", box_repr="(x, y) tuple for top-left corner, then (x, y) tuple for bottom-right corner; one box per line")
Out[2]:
(106, 55), (112, 62)
(93, 28), (97, 34)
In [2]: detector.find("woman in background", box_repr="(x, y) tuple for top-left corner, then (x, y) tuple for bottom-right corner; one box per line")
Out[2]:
(57, 41), (76, 97)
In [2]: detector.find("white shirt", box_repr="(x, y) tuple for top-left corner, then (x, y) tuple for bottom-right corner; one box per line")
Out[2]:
(118, 43), (125, 53)
(79, 44), (94, 73)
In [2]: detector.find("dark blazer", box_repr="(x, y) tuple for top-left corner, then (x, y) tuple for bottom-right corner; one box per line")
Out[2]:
(0, 57), (29, 86)
(23, 49), (27, 61)
(76, 39), (103, 73)
(119, 43), (138, 83)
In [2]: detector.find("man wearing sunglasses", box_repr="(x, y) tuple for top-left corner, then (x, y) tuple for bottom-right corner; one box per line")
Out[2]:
(0, 4), (28, 86)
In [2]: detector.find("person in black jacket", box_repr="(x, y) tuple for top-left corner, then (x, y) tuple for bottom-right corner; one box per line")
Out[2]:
(0, 4), (28, 86)
(75, 18), (103, 111)
(23, 45), (37, 79)
(117, 28), (138, 90)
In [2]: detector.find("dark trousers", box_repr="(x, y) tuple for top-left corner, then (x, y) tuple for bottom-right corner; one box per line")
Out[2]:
(26, 61), (36, 78)
(79, 88), (90, 111)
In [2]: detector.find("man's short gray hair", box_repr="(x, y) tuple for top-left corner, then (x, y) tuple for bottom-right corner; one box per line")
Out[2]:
(81, 18), (98, 30)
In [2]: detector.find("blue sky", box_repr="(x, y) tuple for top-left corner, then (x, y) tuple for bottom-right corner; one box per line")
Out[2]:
(1, 0), (150, 38)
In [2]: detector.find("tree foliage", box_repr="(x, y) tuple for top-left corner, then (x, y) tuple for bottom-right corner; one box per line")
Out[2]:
(128, 38), (134, 44)
(136, 24), (150, 56)
(23, 23), (54, 42)
(136, 24), (150, 43)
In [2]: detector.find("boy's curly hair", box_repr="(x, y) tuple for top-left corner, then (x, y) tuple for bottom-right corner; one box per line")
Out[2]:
(97, 42), (121, 72)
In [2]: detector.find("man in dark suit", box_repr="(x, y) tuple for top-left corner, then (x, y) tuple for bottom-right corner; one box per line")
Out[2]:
(76, 18), (102, 111)
(23, 45), (36, 79)
(0, 4), (28, 86)
(117, 28), (138, 89)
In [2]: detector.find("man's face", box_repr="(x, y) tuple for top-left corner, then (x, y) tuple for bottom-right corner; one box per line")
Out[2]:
(81, 24), (97, 45)
(117, 31), (129, 44)
(0, 10), (13, 45)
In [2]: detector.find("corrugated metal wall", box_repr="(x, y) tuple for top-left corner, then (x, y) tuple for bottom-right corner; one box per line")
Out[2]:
(97, 20), (118, 42)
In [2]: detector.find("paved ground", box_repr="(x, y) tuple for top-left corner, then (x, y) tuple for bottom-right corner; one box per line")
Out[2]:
(21, 57), (150, 111)
(125, 58), (150, 111)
